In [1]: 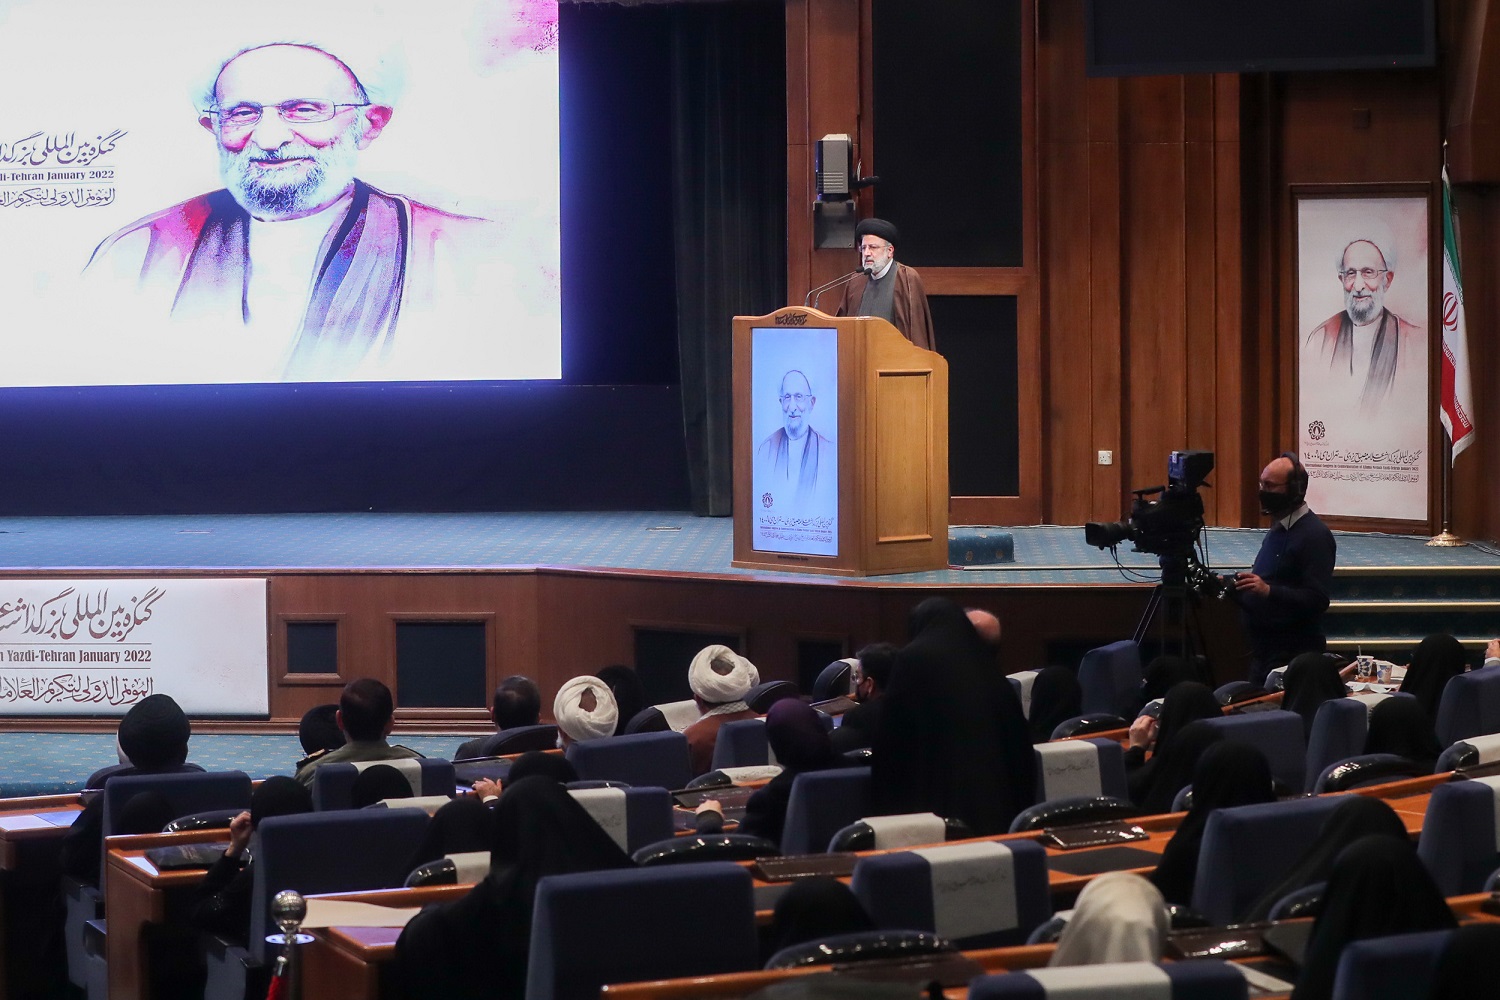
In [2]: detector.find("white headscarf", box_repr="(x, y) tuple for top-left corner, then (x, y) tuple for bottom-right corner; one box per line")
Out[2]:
(553, 676), (618, 743)
(1048, 871), (1169, 967)
(688, 645), (756, 705)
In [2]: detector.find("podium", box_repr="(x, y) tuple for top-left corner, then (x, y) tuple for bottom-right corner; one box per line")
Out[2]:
(731, 307), (948, 577)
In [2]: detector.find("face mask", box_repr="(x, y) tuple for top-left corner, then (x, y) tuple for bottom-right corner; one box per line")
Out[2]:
(1260, 490), (1295, 516)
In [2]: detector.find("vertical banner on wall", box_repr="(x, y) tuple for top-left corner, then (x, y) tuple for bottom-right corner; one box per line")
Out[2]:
(750, 326), (840, 557)
(0, 578), (269, 715)
(1295, 192), (1430, 522)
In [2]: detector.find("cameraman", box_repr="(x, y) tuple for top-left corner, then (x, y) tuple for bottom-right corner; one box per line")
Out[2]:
(1231, 453), (1337, 685)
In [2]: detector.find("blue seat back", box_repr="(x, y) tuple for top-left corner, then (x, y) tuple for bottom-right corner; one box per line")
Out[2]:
(969, 960), (1248, 999)
(526, 862), (758, 1000)
(1198, 710), (1306, 793)
(249, 808), (430, 963)
(780, 767), (871, 855)
(1330, 929), (1455, 1000)
(1434, 730), (1500, 772)
(711, 718), (770, 770)
(1192, 795), (1345, 924)
(745, 680), (800, 713)
(851, 839), (1050, 949)
(1417, 776), (1500, 895)
(1311, 753), (1427, 793)
(811, 660), (854, 702)
(1435, 664), (1500, 747)
(311, 759), (455, 811)
(1033, 738), (1127, 802)
(565, 731), (693, 790)
(565, 786), (674, 854)
(1078, 640), (1142, 717)
(475, 724), (559, 757)
(1305, 694), (1408, 791)
(102, 770), (252, 839)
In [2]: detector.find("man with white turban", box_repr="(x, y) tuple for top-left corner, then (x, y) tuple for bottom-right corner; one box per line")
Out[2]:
(683, 645), (761, 776)
(553, 676), (618, 748)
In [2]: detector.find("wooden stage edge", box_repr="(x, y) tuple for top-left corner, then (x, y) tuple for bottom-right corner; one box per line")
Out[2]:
(0, 563), (1244, 732)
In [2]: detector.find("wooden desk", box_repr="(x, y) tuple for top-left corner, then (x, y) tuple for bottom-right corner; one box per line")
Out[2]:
(103, 830), (225, 1000)
(301, 886), (468, 1000)
(0, 794), (82, 870)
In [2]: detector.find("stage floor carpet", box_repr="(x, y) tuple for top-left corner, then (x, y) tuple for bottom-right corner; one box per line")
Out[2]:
(0, 512), (1494, 583)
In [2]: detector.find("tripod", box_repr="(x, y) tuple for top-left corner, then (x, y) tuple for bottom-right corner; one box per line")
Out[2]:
(1131, 553), (1214, 685)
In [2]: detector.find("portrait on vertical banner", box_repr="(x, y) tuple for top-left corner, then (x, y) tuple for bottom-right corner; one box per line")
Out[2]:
(750, 326), (839, 557)
(1296, 191), (1429, 522)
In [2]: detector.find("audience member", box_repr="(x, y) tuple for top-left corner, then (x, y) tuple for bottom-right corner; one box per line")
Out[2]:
(739, 699), (846, 847)
(1049, 872), (1169, 967)
(351, 763), (416, 808)
(63, 694), (200, 884)
(295, 679), (422, 787)
(189, 777), (314, 943)
(830, 642), (896, 754)
(1399, 634), (1468, 721)
(595, 664), (647, 736)
(1125, 682), (1222, 804)
(1024, 665), (1082, 744)
(471, 749), (580, 802)
(965, 607), (1002, 649)
(1150, 739), (1275, 906)
(682, 645), (760, 776)
(1429, 924), (1500, 1000)
(553, 676), (618, 748)
(1291, 835), (1456, 1000)
(1241, 796), (1408, 923)
(1281, 652), (1350, 737)
(765, 877), (875, 959)
(455, 676), (543, 759)
(1136, 718), (1226, 816)
(296, 703), (346, 770)
(394, 775), (633, 1000)
(1362, 696), (1443, 771)
(405, 796), (494, 872)
(872, 598), (1035, 836)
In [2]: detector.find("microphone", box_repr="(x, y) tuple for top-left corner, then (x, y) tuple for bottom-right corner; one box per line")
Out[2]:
(804, 267), (872, 310)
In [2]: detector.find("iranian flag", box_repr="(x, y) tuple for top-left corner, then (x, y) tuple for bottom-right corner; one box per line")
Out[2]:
(1441, 166), (1476, 457)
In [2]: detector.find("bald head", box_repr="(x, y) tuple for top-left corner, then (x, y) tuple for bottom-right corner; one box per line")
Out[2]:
(966, 609), (1002, 649)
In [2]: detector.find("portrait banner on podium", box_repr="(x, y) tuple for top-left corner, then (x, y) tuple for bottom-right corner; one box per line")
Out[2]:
(749, 326), (839, 557)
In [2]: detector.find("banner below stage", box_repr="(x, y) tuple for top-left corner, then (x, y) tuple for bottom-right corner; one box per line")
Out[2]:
(0, 578), (268, 715)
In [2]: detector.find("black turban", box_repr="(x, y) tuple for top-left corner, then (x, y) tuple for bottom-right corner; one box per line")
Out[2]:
(118, 694), (191, 769)
(855, 218), (899, 244)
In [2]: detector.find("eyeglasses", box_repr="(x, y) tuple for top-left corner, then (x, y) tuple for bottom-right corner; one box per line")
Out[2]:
(859, 242), (891, 253)
(779, 393), (811, 406)
(204, 100), (371, 130)
(1338, 267), (1388, 285)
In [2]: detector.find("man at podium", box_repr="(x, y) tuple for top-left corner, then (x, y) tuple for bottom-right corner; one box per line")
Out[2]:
(834, 218), (936, 351)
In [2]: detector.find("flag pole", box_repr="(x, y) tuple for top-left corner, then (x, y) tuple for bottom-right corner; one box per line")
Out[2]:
(1428, 432), (1466, 546)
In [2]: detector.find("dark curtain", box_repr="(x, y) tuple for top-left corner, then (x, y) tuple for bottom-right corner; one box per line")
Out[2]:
(670, 2), (787, 516)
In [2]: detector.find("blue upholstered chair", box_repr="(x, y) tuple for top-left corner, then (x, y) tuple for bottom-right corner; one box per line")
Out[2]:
(1048, 713), (1129, 739)
(202, 807), (431, 1000)
(468, 724), (559, 758)
(1417, 775), (1500, 894)
(1309, 753), (1427, 793)
(811, 659), (855, 702)
(310, 758), (455, 811)
(710, 718), (772, 770)
(1304, 693), (1409, 791)
(526, 862), (759, 1000)
(1033, 737), (1127, 802)
(565, 785), (674, 854)
(1434, 731), (1500, 772)
(745, 680), (799, 713)
(1078, 640), (1143, 718)
(1434, 663), (1500, 748)
(1008, 794), (1136, 833)
(1197, 710), (1306, 793)
(1008, 669), (1040, 718)
(565, 730), (693, 790)
(827, 812), (971, 852)
(850, 839), (1050, 948)
(1329, 929), (1456, 1000)
(969, 960), (1248, 1000)
(779, 767), (871, 854)
(1191, 795), (1345, 925)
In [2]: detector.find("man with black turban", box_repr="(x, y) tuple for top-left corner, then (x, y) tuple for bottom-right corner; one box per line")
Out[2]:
(833, 218), (935, 350)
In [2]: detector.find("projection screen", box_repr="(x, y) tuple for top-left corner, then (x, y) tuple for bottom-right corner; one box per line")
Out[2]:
(0, 0), (561, 387)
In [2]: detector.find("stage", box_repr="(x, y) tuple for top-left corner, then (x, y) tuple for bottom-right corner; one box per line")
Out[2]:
(0, 512), (1494, 729)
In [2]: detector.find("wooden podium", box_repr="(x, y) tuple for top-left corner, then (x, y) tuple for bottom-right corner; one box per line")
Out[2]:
(731, 307), (948, 577)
